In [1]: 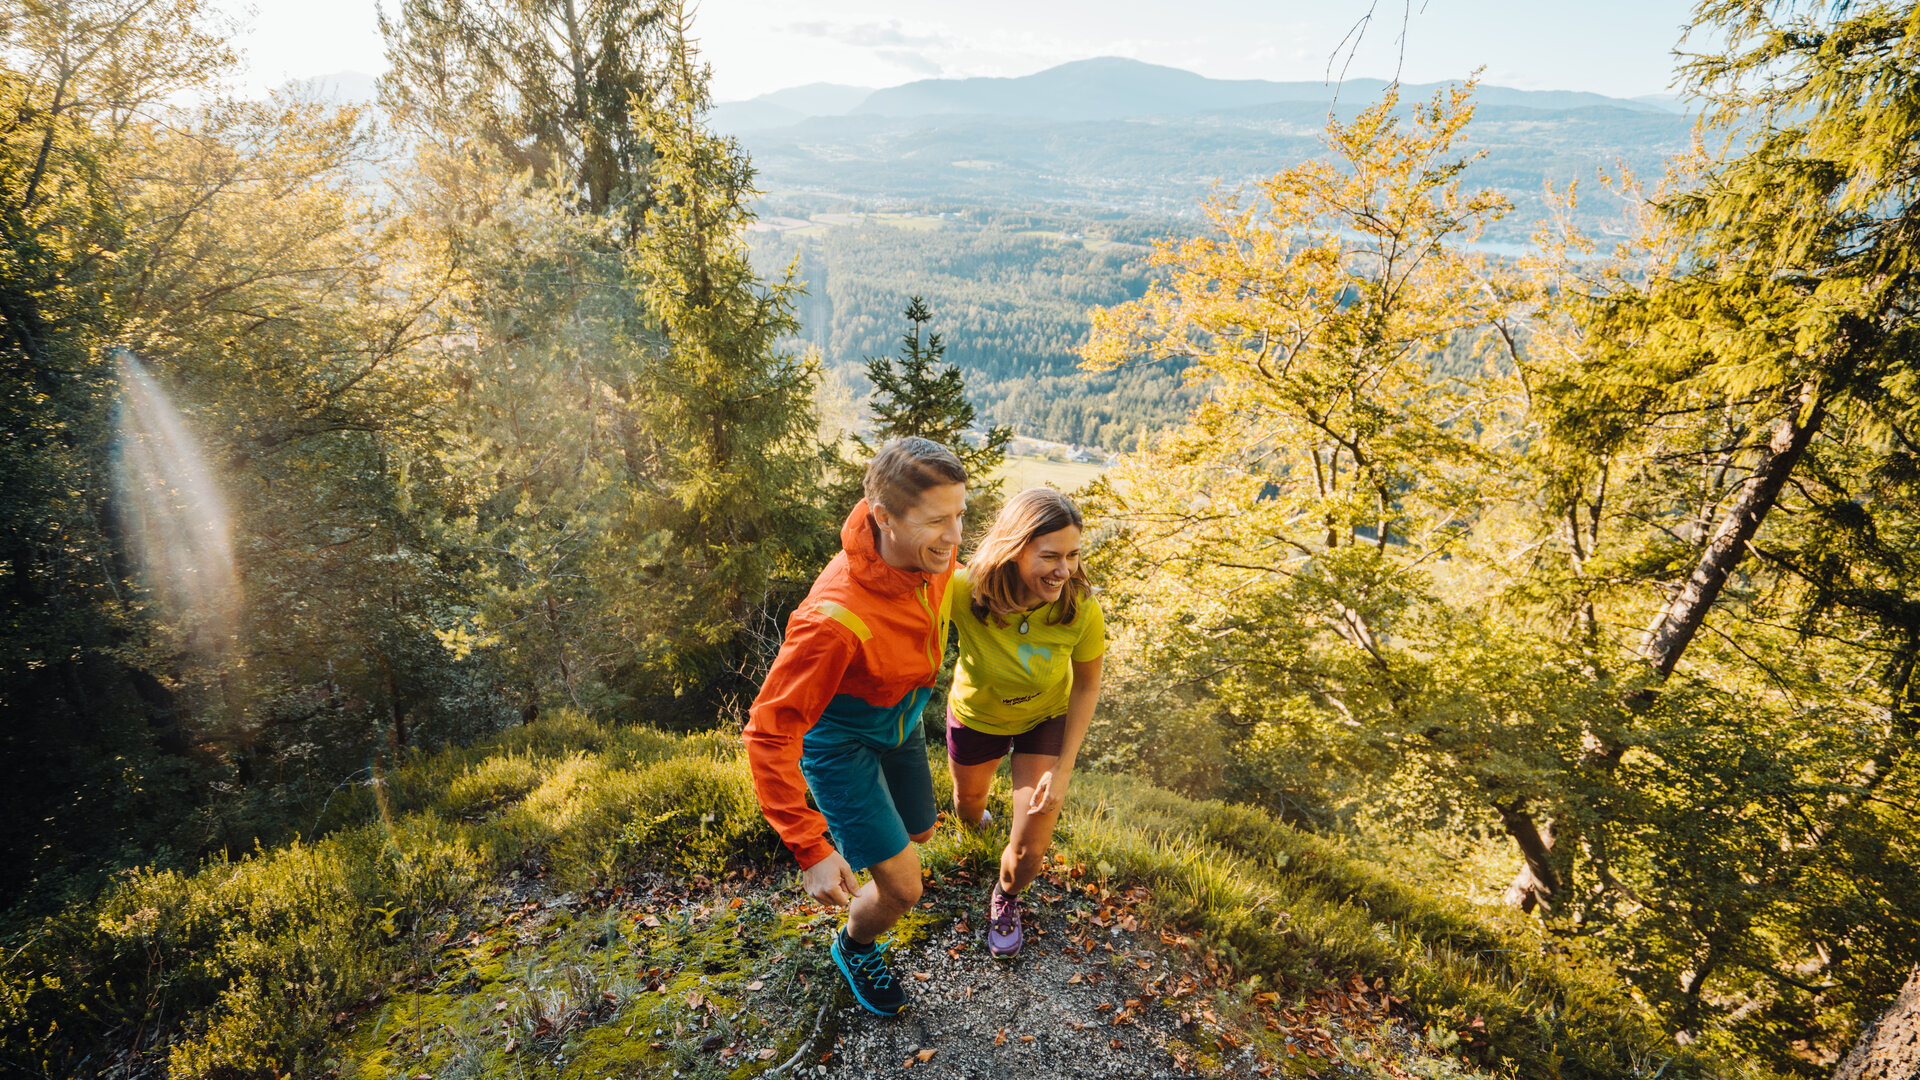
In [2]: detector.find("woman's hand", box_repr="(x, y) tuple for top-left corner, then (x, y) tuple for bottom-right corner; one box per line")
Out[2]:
(1028, 769), (1071, 816)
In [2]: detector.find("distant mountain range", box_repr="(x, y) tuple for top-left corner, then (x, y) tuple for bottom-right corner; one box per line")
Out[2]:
(718, 59), (1695, 244)
(712, 57), (1683, 131)
(290, 59), (1695, 244)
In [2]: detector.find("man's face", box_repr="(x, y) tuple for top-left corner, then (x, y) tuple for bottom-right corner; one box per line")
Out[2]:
(874, 482), (967, 575)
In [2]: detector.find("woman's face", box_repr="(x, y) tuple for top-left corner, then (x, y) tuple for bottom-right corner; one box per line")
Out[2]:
(1016, 524), (1082, 607)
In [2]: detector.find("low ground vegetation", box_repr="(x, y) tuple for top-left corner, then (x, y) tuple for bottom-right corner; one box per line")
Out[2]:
(2, 714), (1756, 1080)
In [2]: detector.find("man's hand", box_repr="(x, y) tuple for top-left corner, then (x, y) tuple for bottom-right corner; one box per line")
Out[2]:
(802, 850), (862, 907)
(1029, 769), (1070, 816)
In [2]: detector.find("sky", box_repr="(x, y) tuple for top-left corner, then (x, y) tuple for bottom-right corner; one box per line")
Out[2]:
(217, 0), (1702, 103)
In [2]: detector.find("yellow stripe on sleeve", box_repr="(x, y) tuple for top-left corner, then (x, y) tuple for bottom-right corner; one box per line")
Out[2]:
(814, 600), (872, 642)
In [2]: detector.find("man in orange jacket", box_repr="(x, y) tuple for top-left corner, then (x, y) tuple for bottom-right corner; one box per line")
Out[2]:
(743, 437), (966, 1016)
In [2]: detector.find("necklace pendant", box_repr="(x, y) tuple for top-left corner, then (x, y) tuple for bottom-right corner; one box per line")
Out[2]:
(1018, 616), (1029, 634)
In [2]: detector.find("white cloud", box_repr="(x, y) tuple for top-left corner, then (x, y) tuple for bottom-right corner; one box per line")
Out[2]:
(875, 49), (945, 77)
(782, 20), (951, 49)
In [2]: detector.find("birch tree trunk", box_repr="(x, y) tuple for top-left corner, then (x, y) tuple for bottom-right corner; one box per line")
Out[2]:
(1640, 379), (1826, 677)
(1505, 381), (1830, 912)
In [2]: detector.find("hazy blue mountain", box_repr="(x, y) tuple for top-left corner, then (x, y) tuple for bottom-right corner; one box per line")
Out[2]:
(850, 57), (1671, 122)
(713, 82), (876, 133)
(855, 58), (1317, 120)
(756, 83), (874, 115)
(712, 100), (809, 133)
(1630, 92), (1696, 113)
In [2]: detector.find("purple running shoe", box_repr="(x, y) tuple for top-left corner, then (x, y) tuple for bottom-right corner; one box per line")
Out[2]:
(987, 885), (1023, 957)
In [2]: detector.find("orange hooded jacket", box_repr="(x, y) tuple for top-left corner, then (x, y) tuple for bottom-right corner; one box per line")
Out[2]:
(742, 500), (955, 869)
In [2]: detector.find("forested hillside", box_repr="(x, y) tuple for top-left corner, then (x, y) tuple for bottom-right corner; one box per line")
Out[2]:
(750, 222), (1202, 450)
(4, 0), (1920, 1078)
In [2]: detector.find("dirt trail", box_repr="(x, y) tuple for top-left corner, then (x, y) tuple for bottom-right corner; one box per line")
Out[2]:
(331, 854), (1430, 1080)
(819, 888), (1264, 1080)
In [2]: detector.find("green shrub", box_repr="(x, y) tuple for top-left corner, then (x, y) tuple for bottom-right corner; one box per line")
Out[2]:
(0, 715), (1767, 1080)
(1059, 773), (1765, 1080)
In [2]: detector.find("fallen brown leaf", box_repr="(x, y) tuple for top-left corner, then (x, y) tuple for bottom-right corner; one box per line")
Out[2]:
(746, 980), (765, 991)
(912, 971), (932, 981)
(504, 1037), (520, 1053)
(757, 1049), (776, 1060)
(1020, 1035), (1035, 1043)
(994, 1029), (1007, 1047)
(917, 1049), (937, 1062)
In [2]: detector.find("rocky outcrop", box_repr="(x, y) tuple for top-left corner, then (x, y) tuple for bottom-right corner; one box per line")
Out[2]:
(1834, 966), (1920, 1080)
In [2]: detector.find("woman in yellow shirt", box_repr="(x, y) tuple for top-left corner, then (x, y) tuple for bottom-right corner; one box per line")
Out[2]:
(945, 487), (1105, 957)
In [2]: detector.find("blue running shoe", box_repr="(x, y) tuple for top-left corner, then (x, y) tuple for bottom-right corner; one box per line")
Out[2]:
(831, 931), (908, 1016)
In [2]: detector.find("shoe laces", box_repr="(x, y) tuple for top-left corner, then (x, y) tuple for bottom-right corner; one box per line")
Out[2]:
(991, 889), (1018, 934)
(852, 940), (893, 988)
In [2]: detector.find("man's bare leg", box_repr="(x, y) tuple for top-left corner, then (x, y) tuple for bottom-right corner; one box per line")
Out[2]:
(845, 829), (932, 943)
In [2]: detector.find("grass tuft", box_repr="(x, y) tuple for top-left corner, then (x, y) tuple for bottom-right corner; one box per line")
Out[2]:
(1, 715), (1773, 1080)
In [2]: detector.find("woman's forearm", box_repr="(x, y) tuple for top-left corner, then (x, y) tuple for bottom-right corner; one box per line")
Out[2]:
(1055, 658), (1102, 776)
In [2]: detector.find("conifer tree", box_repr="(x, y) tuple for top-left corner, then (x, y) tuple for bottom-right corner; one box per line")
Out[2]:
(387, 0), (829, 716)
(382, 0), (664, 714)
(1548, 0), (1920, 685)
(1538, 0), (1920, 1054)
(848, 296), (1010, 520)
(378, 0), (664, 234)
(626, 0), (831, 710)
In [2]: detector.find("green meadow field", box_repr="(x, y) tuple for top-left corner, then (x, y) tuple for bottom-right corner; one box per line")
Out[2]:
(995, 454), (1109, 494)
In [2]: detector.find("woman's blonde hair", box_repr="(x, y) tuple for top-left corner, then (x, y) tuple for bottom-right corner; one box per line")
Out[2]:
(967, 487), (1090, 628)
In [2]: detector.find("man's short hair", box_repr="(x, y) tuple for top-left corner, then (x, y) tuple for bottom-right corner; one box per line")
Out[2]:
(863, 437), (967, 514)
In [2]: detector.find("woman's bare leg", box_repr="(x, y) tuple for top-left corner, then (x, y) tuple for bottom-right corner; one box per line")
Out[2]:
(949, 756), (1000, 828)
(1000, 752), (1062, 895)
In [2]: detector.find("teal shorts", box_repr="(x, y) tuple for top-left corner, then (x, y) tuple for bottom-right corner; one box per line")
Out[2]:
(797, 738), (937, 872)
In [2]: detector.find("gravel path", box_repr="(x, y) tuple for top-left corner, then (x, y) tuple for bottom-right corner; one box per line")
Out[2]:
(810, 882), (1267, 1080)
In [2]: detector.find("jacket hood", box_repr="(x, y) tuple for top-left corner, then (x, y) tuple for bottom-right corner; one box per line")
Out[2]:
(842, 498), (938, 596)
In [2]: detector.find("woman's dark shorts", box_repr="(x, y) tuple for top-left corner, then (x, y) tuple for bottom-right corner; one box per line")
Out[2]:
(945, 708), (1067, 767)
